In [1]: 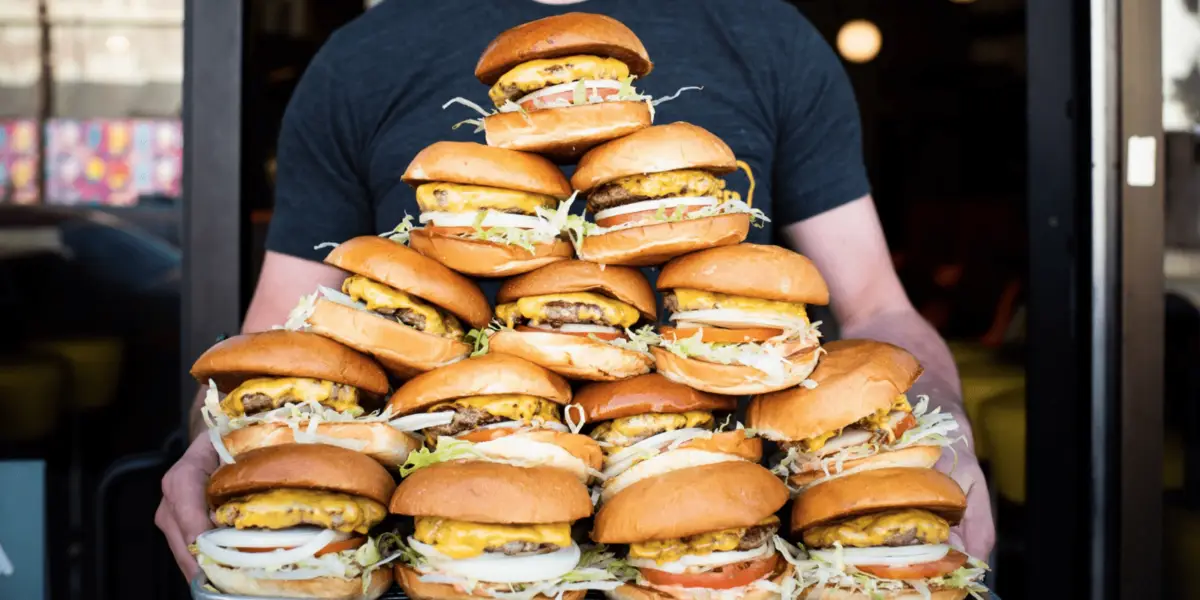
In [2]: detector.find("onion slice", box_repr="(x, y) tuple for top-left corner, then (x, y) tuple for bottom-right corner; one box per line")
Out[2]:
(419, 211), (543, 229)
(200, 527), (343, 549)
(629, 544), (775, 574)
(604, 428), (711, 477)
(526, 323), (623, 334)
(809, 544), (950, 567)
(669, 309), (809, 331)
(408, 538), (582, 583)
(196, 528), (340, 569)
(514, 79), (624, 107)
(592, 196), (719, 221)
(390, 411), (455, 433)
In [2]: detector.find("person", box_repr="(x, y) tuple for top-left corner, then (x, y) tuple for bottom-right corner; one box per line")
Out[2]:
(157, 0), (996, 580)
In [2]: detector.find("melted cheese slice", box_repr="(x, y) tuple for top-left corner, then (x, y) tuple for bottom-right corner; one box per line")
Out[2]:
(591, 411), (715, 451)
(212, 489), (386, 534)
(414, 517), (572, 559)
(607, 170), (728, 200)
(429, 394), (562, 424)
(673, 289), (809, 321)
(489, 55), (629, 106)
(343, 275), (463, 338)
(415, 182), (558, 216)
(795, 395), (915, 452)
(803, 509), (949, 549)
(221, 377), (359, 416)
(495, 292), (640, 328)
(629, 516), (780, 565)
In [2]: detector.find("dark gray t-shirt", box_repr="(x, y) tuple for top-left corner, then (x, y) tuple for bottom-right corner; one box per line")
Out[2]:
(266, 0), (870, 303)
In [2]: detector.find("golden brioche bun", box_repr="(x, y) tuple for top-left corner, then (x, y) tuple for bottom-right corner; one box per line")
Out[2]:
(390, 461), (592, 522)
(483, 101), (651, 161)
(395, 566), (586, 600)
(786, 445), (943, 490)
(220, 422), (422, 468)
(306, 298), (470, 380)
(657, 243), (829, 305)
(651, 346), (821, 396)
(408, 229), (573, 278)
(190, 330), (389, 396)
(677, 430), (763, 460)
(401, 141), (571, 197)
(201, 562), (391, 600)
(571, 123), (737, 191)
(600, 433), (764, 503)
(576, 214), (751, 267)
(795, 586), (968, 600)
(488, 329), (653, 381)
(497, 259), (657, 320)
(605, 563), (794, 600)
(572, 373), (735, 421)
(475, 13), (652, 84)
(790, 467), (967, 533)
(324, 236), (491, 329)
(386, 353), (571, 414)
(207, 443), (395, 507)
(592, 461), (787, 543)
(513, 429), (605, 472)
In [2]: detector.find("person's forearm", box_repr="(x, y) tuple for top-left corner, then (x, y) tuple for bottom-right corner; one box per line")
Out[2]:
(188, 386), (208, 442)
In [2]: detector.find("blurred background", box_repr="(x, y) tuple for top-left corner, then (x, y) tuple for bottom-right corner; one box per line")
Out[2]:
(0, 0), (1194, 599)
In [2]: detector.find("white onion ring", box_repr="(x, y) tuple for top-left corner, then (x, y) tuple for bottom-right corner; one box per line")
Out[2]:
(629, 544), (775, 574)
(513, 79), (624, 107)
(669, 309), (809, 331)
(195, 529), (339, 569)
(409, 538), (582, 583)
(604, 428), (710, 477)
(200, 527), (344, 549)
(593, 196), (719, 221)
(810, 544), (950, 567)
(390, 411), (456, 432)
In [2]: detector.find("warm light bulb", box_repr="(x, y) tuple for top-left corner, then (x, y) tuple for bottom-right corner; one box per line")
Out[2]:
(105, 35), (130, 52)
(836, 20), (882, 64)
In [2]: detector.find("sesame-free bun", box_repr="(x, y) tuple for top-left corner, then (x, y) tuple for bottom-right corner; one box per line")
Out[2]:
(488, 329), (653, 381)
(306, 298), (471, 380)
(386, 354), (572, 414)
(792, 587), (968, 600)
(219, 421), (423, 468)
(604, 563), (794, 600)
(401, 141), (572, 197)
(207, 444), (396, 508)
(573, 373), (735, 422)
(202, 561), (392, 600)
(396, 566), (586, 600)
(475, 13), (652, 84)
(657, 244), (830, 305)
(408, 229), (573, 278)
(498, 260), (657, 320)
(571, 123), (737, 192)
(786, 445), (943, 491)
(592, 461), (787, 543)
(575, 213), (751, 267)
(324, 236), (491, 329)
(789, 467), (967, 534)
(747, 340), (924, 441)
(190, 330), (389, 396)
(390, 461), (592, 523)
(651, 346), (821, 396)
(483, 101), (652, 161)
(600, 433), (763, 503)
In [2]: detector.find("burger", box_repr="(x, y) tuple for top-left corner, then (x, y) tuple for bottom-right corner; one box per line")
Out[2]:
(566, 123), (767, 266)
(385, 353), (603, 483)
(572, 373), (762, 503)
(651, 244), (827, 395)
(390, 461), (628, 600)
(789, 467), (989, 599)
(489, 260), (657, 381)
(192, 444), (396, 599)
(748, 340), (962, 492)
(192, 330), (421, 467)
(591, 461), (795, 600)
(285, 235), (492, 379)
(449, 13), (669, 160)
(398, 141), (574, 277)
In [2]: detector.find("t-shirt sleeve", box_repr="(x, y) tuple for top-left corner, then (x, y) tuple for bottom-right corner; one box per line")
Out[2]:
(264, 55), (374, 262)
(771, 16), (872, 226)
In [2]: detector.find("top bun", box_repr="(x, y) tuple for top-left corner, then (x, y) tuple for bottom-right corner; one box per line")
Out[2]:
(748, 340), (923, 441)
(475, 13), (652, 85)
(592, 461), (787, 543)
(207, 444), (395, 507)
(390, 461), (592, 523)
(573, 373), (735, 422)
(657, 244), (830, 305)
(387, 353), (572, 414)
(401, 142), (572, 198)
(497, 260), (657, 321)
(190, 330), (389, 396)
(571, 123), (737, 192)
(790, 467), (967, 534)
(324, 236), (492, 329)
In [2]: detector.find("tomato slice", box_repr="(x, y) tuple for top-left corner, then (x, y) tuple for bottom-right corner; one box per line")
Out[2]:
(891, 413), (918, 440)
(237, 537), (367, 557)
(856, 549), (967, 580)
(659, 326), (784, 344)
(516, 325), (625, 341)
(456, 427), (521, 442)
(595, 204), (710, 228)
(519, 86), (621, 112)
(639, 554), (779, 590)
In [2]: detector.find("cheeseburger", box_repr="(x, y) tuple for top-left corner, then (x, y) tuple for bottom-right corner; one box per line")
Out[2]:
(285, 235), (491, 379)
(749, 340), (962, 492)
(591, 461), (794, 600)
(572, 374), (761, 503)
(398, 141), (574, 277)
(390, 461), (627, 600)
(450, 13), (661, 159)
(192, 444), (396, 599)
(386, 353), (603, 483)
(652, 244), (827, 395)
(193, 330), (420, 466)
(567, 123), (766, 266)
(489, 260), (656, 381)
(789, 468), (989, 599)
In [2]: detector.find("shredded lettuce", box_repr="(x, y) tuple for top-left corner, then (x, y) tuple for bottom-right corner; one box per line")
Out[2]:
(465, 328), (491, 357)
(586, 325), (659, 357)
(399, 436), (484, 477)
(658, 330), (796, 384)
(789, 545), (991, 600)
(407, 543), (634, 600)
(381, 214), (416, 245)
(564, 199), (770, 249)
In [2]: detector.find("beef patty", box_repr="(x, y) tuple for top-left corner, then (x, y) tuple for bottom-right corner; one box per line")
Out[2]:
(423, 406), (506, 438)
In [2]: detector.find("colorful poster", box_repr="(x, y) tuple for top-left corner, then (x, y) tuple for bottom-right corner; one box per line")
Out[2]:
(0, 120), (41, 205)
(42, 118), (183, 206)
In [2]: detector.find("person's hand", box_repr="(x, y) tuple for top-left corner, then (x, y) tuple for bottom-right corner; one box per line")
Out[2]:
(938, 449), (995, 562)
(155, 434), (219, 580)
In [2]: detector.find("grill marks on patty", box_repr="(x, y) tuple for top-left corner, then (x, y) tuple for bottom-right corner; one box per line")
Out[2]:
(374, 306), (427, 331)
(585, 170), (727, 213)
(736, 521), (780, 551)
(423, 406), (507, 438)
(540, 301), (612, 327)
(493, 541), (560, 556)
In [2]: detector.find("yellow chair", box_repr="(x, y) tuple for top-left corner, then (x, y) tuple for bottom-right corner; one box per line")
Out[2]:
(959, 364), (1025, 462)
(980, 390), (1026, 503)
(0, 356), (66, 442)
(29, 336), (124, 410)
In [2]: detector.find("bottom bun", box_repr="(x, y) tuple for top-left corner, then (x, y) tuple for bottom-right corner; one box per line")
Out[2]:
(409, 229), (573, 277)
(221, 422), (423, 467)
(652, 347), (821, 395)
(787, 445), (943, 490)
(578, 214), (750, 266)
(308, 298), (469, 379)
(489, 330), (652, 381)
(201, 562), (391, 599)
(395, 566), (586, 600)
(606, 562), (793, 600)
(797, 586), (967, 600)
